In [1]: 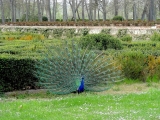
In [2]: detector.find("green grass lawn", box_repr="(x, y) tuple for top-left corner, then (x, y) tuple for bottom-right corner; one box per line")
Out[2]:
(0, 88), (160, 120)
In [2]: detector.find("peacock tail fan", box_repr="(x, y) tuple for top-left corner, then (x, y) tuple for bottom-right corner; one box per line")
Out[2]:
(33, 40), (124, 94)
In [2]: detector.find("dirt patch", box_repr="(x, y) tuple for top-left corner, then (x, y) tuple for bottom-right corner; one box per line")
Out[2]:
(4, 83), (160, 97)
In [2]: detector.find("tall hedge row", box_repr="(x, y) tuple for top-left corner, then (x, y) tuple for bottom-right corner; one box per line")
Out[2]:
(80, 34), (123, 50)
(0, 58), (37, 92)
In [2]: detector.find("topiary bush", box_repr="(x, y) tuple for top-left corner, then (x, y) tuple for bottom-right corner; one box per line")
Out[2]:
(42, 16), (48, 21)
(112, 16), (124, 21)
(0, 58), (38, 92)
(80, 33), (123, 50)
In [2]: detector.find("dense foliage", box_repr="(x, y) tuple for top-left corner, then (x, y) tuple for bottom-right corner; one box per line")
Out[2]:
(112, 16), (124, 21)
(0, 58), (37, 92)
(1, 31), (160, 92)
(80, 34), (123, 50)
(4, 20), (158, 26)
(150, 32), (160, 42)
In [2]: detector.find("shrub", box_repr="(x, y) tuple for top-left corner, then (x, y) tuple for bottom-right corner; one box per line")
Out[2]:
(118, 51), (147, 81)
(150, 32), (160, 41)
(80, 33), (123, 50)
(101, 29), (111, 35)
(121, 35), (132, 42)
(42, 16), (48, 21)
(63, 29), (75, 38)
(21, 14), (48, 22)
(77, 28), (89, 36)
(52, 29), (63, 38)
(117, 29), (127, 38)
(117, 50), (160, 82)
(112, 16), (124, 21)
(0, 58), (38, 92)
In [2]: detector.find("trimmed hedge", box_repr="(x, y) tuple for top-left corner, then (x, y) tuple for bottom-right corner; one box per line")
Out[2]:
(0, 58), (37, 92)
(80, 33), (123, 50)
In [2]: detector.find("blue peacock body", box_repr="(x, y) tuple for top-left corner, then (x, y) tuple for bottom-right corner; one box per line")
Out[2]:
(34, 41), (123, 94)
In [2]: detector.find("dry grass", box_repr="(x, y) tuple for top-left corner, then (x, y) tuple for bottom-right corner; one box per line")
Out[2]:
(4, 82), (160, 98)
(100, 82), (160, 94)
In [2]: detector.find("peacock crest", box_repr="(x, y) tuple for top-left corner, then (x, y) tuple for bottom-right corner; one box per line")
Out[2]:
(34, 41), (123, 94)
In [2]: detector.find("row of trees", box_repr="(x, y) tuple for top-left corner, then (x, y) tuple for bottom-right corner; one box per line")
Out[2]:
(0, 0), (159, 24)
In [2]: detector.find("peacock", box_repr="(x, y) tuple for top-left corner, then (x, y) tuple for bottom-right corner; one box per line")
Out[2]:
(33, 40), (123, 94)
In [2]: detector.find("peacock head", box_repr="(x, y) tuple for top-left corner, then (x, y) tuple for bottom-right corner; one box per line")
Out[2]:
(81, 76), (84, 81)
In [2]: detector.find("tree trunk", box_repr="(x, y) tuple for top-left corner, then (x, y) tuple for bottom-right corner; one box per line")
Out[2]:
(114, 0), (118, 16)
(141, 0), (149, 20)
(82, 0), (85, 20)
(89, 0), (93, 20)
(18, 1), (21, 22)
(72, 0), (76, 21)
(102, 0), (106, 21)
(37, 0), (42, 22)
(46, 0), (51, 21)
(63, 0), (68, 21)
(14, 0), (16, 22)
(133, 0), (137, 21)
(93, 1), (97, 21)
(149, 0), (155, 21)
(124, 0), (128, 20)
(41, 0), (45, 16)
(0, 0), (5, 24)
(32, 0), (36, 21)
(26, 0), (29, 21)
(52, 0), (57, 21)
(84, 0), (90, 20)
(10, 0), (15, 22)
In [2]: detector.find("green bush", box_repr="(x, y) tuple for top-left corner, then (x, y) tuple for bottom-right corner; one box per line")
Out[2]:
(42, 16), (48, 21)
(52, 29), (64, 38)
(21, 14), (48, 22)
(0, 58), (38, 92)
(117, 29), (127, 38)
(0, 85), (3, 96)
(112, 16), (124, 21)
(150, 32), (160, 41)
(101, 29), (111, 35)
(63, 29), (75, 38)
(121, 35), (132, 42)
(80, 33), (123, 50)
(118, 51), (147, 81)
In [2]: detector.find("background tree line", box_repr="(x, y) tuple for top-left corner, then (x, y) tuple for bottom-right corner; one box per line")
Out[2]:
(0, 0), (159, 24)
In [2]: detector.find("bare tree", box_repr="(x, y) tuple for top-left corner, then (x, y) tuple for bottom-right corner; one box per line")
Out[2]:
(124, 0), (128, 20)
(149, 0), (155, 21)
(37, 0), (42, 22)
(25, 0), (30, 21)
(114, 0), (119, 16)
(141, 0), (150, 20)
(89, 0), (93, 20)
(63, 0), (68, 21)
(46, 0), (51, 21)
(82, 0), (85, 20)
(69, 0), (76, 21)
(102, 0), (107, 21)
(0, 0), (5, 24)
(52, 0), (57, 21)
(10, 0), (15, 22)
(31, 0), (36, 21)
(133, 0), (137, 20)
